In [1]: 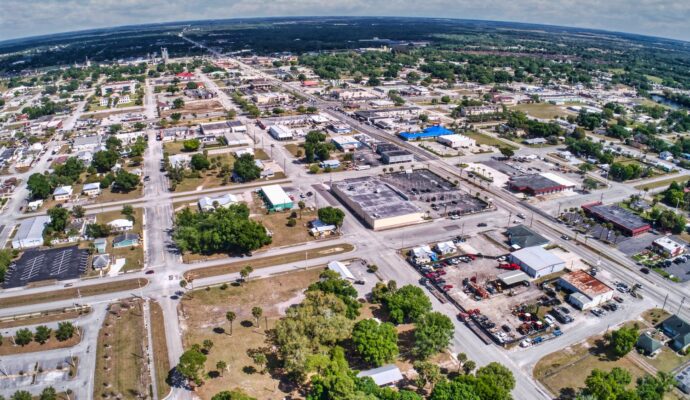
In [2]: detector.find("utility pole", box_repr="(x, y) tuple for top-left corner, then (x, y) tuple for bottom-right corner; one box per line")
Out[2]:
(678, 296), (686, 315)
(662, 293), (669, 311)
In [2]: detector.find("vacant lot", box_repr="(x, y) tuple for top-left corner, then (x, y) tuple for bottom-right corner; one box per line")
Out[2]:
(184, 243), (355, 279)
(464, 131), (518, 149)
(252, 208), (318, 248)
(96, 208), (145, 272)
(179, 268), (323, 400)
(634, 176), (687, 191)
(0, 279), (148, 308)
(512, 103), (575, 119)
(94, 299), (151, 399)
(150, 301), (171, 399)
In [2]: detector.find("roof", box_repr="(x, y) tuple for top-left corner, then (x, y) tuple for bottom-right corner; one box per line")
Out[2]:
(436, 241), (457, 253)
(327, 261), (355, 281)
(269, 125), (292, 139)
(93, 237), (107, 246)
(357, 364), (403, 386)
(636, 333), (662, 354)
(92, 254), (110, 269)
(653, 236), (685, 253)
(582, 202), (650, 232)
(540, 172), (577, 188)
(510, 174), (564, 192)
(506, 225), (549, 249)
(113, 233), (140, 244)
(560, 270), (613, 298)
(497, 270), (530, 286)
(108, 219), (133, 228)
(399, 125), (453, 140)
(53, 186), (73, 196)
(261, 185), (292, 206)
(198, 193), (239, 209)
(83, 182), (100, 191)
(14, 216), (50, 242)
(331, 176), (422, 220)
(511, 246), (564, 270)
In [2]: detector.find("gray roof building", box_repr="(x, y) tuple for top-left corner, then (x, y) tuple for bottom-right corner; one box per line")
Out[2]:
(506, 225), (549, 249)
(12, 216), (50, 249)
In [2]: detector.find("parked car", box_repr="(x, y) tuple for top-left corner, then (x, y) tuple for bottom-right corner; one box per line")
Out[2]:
(640, 267), (650, 274)
(477, 222), (488, 227)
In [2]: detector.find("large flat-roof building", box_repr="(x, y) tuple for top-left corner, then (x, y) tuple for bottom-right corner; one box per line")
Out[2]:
(559, 270), (615, 310)
(582, 202), (651, 236)
(509, 173), (576, 196)
(331, 176), (425, 230)
(437, 134), (476, 149)
(260, 185), (293, 212)
(268, 125), (293, 141)
(652, 236), (685, 258)
(509, 246), (565, 278)
(12, 216), (50, 249)
(505, 225), (549, 249)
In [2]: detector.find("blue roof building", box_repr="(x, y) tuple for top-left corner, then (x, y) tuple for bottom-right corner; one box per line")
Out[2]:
(399, 125), (454, 141)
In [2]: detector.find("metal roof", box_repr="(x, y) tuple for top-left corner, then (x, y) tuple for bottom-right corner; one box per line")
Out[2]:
(511, 246), (564, 270)
(357, 364), (403, 386)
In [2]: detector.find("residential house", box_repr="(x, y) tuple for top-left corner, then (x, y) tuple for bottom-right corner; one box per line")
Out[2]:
(356, 364), (403, 387)
(309, 219), (337, 237)
(435, 241), (457, 255)
(93, 238), (107, 254)
(53, 186), (73, 201)
(108, 219), (134, 232)
(198, 193), (239, 212)
(113, 233), (140, 248)
(82, 182), (101, 197)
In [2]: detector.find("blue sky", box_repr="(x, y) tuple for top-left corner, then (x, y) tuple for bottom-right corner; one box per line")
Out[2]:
(3, 0), (690, 42)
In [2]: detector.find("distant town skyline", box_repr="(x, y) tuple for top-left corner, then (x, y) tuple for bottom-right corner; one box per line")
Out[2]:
(2, 0), (690, 43)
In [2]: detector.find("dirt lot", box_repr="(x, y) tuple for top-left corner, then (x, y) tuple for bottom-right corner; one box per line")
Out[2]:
(94, 299), (151, 399)
(178, 268), (324, 400)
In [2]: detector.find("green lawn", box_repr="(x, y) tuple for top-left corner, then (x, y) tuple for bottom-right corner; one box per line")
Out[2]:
(464, 131), (518, 149)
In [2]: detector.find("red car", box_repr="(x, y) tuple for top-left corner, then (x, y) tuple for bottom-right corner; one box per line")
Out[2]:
(441, 284), (454, 291)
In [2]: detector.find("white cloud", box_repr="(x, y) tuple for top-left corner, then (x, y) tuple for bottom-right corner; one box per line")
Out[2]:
(1, 0), (689, 42)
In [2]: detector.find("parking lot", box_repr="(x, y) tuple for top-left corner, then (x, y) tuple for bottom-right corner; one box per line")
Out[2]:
(0, 355), (75, 392)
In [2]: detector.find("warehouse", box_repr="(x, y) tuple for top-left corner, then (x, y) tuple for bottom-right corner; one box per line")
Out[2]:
(559, 270), (614, 310)
(437, 134), (476, 149)
(331, 176), (425, 230)
(505, 225), (549, 249)
(12, 216), (51, 249)
(509, 246), (566, 278)
(399, 125), (453, 141)
(260, 185), (294, 212)
(381, 149), (414, 164)
(268, 125), (293, 141)
(581, 202), (651, 236)
(331, 135), (361, 151)
(508, 174), (574, 196)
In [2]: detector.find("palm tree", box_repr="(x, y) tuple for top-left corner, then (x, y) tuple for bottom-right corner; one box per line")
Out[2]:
(298, 201), (306, 219)
(252, 307), (263, 328)
(225, 311), (236, 335)
(216, 360), (227, 376)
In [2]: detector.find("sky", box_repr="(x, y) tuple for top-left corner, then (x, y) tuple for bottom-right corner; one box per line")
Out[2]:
(3, 0), (690, 42)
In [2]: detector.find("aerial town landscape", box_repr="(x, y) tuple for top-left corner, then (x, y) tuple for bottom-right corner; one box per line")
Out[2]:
(1, 13), (690, 400)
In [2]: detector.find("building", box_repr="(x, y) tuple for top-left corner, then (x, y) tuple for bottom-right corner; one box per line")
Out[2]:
(93, 238), (107, 254)
(652, 236), (685, 258)
(496, 270), (531, 288)
(331, 176), (424, 230)
(381, 149), (414, 164)
(331, 136), (361, 151)
(329, 123), (352, 134)
(268, 125), (293, 141)
(582, 202), (651, 236)
(437, 134), (476, 149)
(227, 120), (247, 133)
(505, 225), (549, 249)
(82, 182), (101, 197)
(320, 159), (341, 169)
(200, 121), (232, 137)
(92, 254), (110, 270)
(461, 105), (501, 116)
(399, 125), (454, 141)
(327, 260), (355, 281)
(176, 72), (194, 80)
(198, 193), (239, 212)
(309, 219), (337, 237)
(636, 332), (662, 356)
(113, 233), (140, 248)
(660, 315), (690, 352)
(108, 219), (134, 232)
(411, 245), (435, 264)
(260, 185), (293, 212)
(509, 173), (575, 196)
(12, 216), (50, 249)
(524, 138), (548, 145)
(559, 270), (615, 310)
(53, 186), (73, 201)
(252, 92), (290, 105)
(357, 364), (403, 387)
(509, 246), (565, 278)
(101, 81), (137, 96)
(676, 364), (690, 394)
(354, 107), (420, 123)
(435, 241), (457, 255)
(72, 135), (102, 152)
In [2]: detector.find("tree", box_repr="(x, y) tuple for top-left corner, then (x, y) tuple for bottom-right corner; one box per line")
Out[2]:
(47, 206), (70, 232)
(215, 360), (227, 377)
(607, 326), (639, 358)
(38, 387), (57, 400)
(298, 201), (306, 219)
(463, 360), (476, 375)
(635, 372), (675, 400)
(582, 367), (633, 400)
(55, 321), (75, 341)
(252, 306), (263, 328)
(202, 339), (214, 353)
(211, 390), (257, 400)
(10, 392), (32, 400)
(86, 223), (111, 238)
(91, 150), (119, 173)
(473, 362), (515, 400)
(183, 138), (201, 152)
(240, 265), (253, 283)
(317, 207), (345, 227)
(309, 164), (320, 174)
(414, 360), (442, 389)
(352, 319), (398, 366)
(430, 379), (481, 400)
(105, 136), (123, 151)
(177, 348), (207, 386)
(71, 205), (85, 218)
(232, 154), (262, 182)
(34, 325), (52, 344)
(173, 97), (185, 109)
(27, 173), (52, 199)
(191, 153), (211, 171)
(413, 312), (454, 359)
(384, 285), (432, 324)
(226, 311), (236, 335)
(499, 147), (514, 159)
(112, 170), (140, 192)
(15, 328), (33, 346)
(251, 351), (268, 373)
(308, 269), (361, 319)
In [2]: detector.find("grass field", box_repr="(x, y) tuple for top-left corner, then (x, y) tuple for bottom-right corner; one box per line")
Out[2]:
(0, 279), (148, 308)
(464, 131), (518, 150)
(163, 141), (190, 155)
(512, 103), (575, 119)
(634, 176), (688, 191)
(150, 301), (171, 400)
(251, 204), (318, 248)
(94, 299), (151, 399)
(184, 243), (355, 279)
(0, 306), (91, 329)
(178, 267), (324, 400)
(0, 329), (81, 356)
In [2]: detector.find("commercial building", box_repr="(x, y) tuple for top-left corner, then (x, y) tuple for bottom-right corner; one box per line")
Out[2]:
(381, 149), (414, 164)
(559, 270), (615, 310)
(327, 260), (355, 281)
(661, 315), (690, 352)
(509, 246), (565, 278)
(12, 216), (50, 249)
(260, 185), (293, 212)
(505, 225), (549, 249)
(437, 134), (476, 149)
(496, 270), (531, 287)
(331, 135), (361, 151)
(331, 176), (424, 230)
(652, 236), (685, 258)
(399, 125), (454, 141)
(101, 80), (137, 96)
(268, 125), (293, 141)
(198, 193), (239, 212)
(461, 105), (501, 116)
(354, 107), (420, 123)
(509, 173), (575, 196)
(582, 202), (651, 236)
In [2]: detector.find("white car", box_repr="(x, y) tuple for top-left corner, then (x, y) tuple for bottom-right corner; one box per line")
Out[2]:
(544, 315), (556, 326)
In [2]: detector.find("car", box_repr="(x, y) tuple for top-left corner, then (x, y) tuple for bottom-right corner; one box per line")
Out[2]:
(306, 191), (313, 197)
(559, 306), (571, 314)
(517, 213), (526, 219)
(640, 267), (650, 274)
(544, 315), (556, 325)
(145, 270), (155, 274)
(613, 296), (624, 303)
(502, 324), (511, 332)
(561, 234), (570, 240)
(477, 222), (488, 227)
(144, 176), (150, 181)
(354, 279), (366, 285)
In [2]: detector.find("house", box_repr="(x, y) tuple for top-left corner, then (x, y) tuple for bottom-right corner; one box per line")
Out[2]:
(72, 135), (102, 152)
(509, 246), (566, 278)
(82, 182), (101, 197)
(659, 151), (674, 161)
(198, 193), (239, 212)
(53, 186), (73, 201)
(309, 219), (337, 237)
(176, 72), (195, 80)
(27, 199), (43, 212)
(357, 364), (403, 387)
(435, 241), (457, 255)
(636, 332), (662, 356)
(652, 236), (685, 258)
(559, 270), (615, 310)
(327, 260), (355, 281)
(12, 216), (50, 249)
(660, 315), (690, 352)
(108, 219), (134, 232)
(259, 185), (293, 211)
(92, 254), (110, 270)
(112, 233), (140, 248)
(505, 225), (549, 249)
(319, 159), (341, 169)
(411, 245), (435, 264)
(93, 238), (107, 254)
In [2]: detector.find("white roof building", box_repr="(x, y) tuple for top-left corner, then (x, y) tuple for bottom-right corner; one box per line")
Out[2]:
(108, 219), (134, 231)
(53, 185), (73, 198)
(509, 246), (566, 278)
(269, 125), (293, 140)
(437, 134), (476, 149)
(435, 241), (457, 255)
(12, 216), (50, 249)
(198, 193), (239, 212)
(357, 364), (404, 387)
(327, 260), (356, 281)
